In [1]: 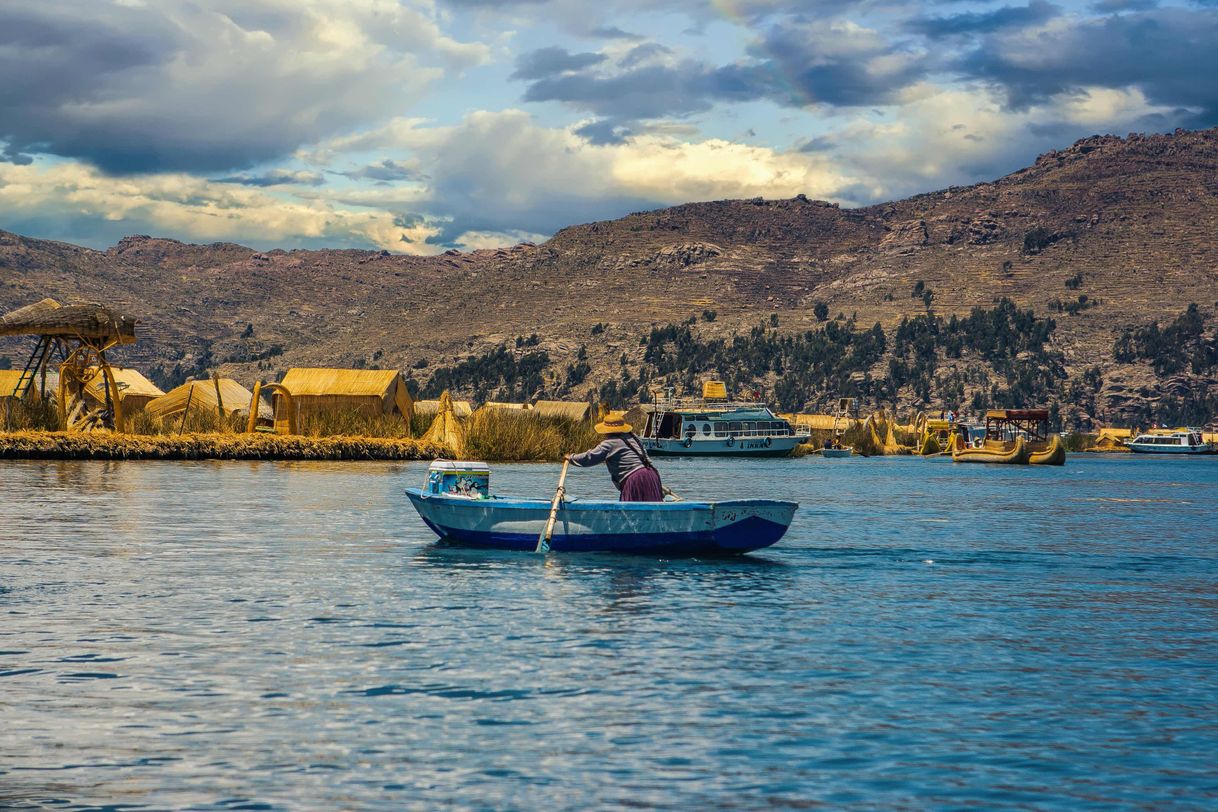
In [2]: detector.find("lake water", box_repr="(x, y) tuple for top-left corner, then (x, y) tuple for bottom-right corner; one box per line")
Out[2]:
(2, 454), (1217, 810)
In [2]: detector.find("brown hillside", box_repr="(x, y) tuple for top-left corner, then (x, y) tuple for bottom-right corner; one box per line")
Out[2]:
(2, 127), (1217, 420)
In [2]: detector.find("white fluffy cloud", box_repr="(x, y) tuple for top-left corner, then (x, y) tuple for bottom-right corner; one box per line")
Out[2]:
(0, 160), (439, 251)
(322, 109), (857, 245)
(815, 85), (1184, 201)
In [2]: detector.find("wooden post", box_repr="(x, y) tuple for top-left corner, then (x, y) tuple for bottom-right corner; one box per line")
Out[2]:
(178, 384), (195, 435)
(101, 363), (124, 433)
(246, 381), (263, 433)
(212, 373), (225, 426)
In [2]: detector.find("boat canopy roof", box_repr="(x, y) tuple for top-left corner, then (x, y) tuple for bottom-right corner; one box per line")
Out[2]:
(662, 406), (780, 421)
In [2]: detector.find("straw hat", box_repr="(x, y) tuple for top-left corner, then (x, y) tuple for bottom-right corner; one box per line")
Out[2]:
(594, 410), (632, 434)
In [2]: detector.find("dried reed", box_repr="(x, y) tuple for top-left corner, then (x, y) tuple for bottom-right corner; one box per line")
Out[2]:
(463, 409), (599, 462)
(0, 431), (447, 461)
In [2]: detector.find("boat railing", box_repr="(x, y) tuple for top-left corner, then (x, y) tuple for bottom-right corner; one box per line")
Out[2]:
(653, 397), (768, 411)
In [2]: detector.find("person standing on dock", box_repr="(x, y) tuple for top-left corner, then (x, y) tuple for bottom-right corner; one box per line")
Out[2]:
(567, 412), (664, 502)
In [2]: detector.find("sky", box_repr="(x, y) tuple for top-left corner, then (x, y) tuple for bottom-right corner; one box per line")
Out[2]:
(1, 0), (1215, 253)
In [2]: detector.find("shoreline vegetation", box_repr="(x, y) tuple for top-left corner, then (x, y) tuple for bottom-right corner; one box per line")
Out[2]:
(0, 401), (1140, 460)
(0, 402), (602, 462)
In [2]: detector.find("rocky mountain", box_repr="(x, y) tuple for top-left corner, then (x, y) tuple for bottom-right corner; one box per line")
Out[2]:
(2, 127), (1218, 425)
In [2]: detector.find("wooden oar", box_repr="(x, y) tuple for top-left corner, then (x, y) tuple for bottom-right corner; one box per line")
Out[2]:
(662, 485), (683, 502)
(535, 458), (570, 554)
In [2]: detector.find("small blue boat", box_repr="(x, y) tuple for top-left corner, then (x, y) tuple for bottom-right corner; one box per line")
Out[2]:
(406, 461), (798, 555)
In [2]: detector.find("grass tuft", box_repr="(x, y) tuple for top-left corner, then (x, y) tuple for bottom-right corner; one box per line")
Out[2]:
(463, 409), (598, 462)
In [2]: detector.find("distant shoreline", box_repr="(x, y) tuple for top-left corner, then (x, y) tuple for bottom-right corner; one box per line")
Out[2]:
(0, 431), (448, 461)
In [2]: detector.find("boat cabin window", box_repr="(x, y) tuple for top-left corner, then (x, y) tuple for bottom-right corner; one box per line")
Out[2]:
(729, 421), (742, 434)
(702, 423), (712, 435)
(714, 423), (728, 436)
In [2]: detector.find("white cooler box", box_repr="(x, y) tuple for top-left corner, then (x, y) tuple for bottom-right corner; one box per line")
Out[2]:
(426, 460), (490, 499)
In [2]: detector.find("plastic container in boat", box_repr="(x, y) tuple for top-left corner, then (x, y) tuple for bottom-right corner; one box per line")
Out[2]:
(426, 460), (490, 498)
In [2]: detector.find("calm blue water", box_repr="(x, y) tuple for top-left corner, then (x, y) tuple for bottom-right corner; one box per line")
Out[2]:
(2, 454), (1217, 810)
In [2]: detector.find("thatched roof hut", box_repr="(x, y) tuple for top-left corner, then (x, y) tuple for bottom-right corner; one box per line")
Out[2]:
(533, 400), (593, 422)
(0, 370), (32, 401)
(481, 401), (530, 411)
(84, 367), (164, 413)
(277, 368), (413, 421)
(146, 378), (269, 420)
(0, 298), (137, 344)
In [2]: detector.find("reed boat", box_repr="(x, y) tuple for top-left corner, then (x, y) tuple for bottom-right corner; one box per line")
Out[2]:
(952, 435), (1032, 464)
(1028, 433), (1066, 465)
(952, 409), (1061, 466)
(406, 461), (798, 555)
(640, 381), (809, 458)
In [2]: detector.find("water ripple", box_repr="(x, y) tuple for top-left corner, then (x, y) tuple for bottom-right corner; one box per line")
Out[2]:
(1, 456), (1216, 809)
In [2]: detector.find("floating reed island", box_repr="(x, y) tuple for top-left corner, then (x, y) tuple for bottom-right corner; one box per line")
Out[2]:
(0, 431), (447, 461)
(0, 384), (600, 462)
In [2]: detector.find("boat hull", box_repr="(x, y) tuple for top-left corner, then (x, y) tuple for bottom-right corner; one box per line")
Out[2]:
(642, 435), (805, 457)
(405, 489), (797, 555)
(1029, 434), (1066, 465)
(820, 447), (853, 458)
(952, 436), (1032, 464)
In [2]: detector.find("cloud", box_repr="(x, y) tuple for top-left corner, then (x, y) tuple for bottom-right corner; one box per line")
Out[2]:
(1091, 0), (1158, 11)
(0, 159), (438, 251)
(587, 25), (643, 40)
(335, 159), (423, 182)
(215, 169), (326, 187)
(333, 109), (856, 245)
(807, 85), (1182, 202)
(0, 0), (487, 173)
(511, 46), (607, 80)
(957, 7), (1218, 120)
(512, 18), (928, 134)
(906, 1), (1061, 39)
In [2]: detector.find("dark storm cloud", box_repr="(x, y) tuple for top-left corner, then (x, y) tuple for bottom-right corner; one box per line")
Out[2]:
(758, 21), (929, 106)
(574, 119), (634, 145)
(906, 1), (1060, 39)
(959, 7), (1218, 119)
(587, 25), (643, 40)
(521, 60), (774, 122)
(516, 18), (926, 135)
(0, 1), (447, 173)
(1091, 0), (1158, 11)
(215, 170), (326, 187)
(511, 47), (608, 80)
(338, 160), (423, 182)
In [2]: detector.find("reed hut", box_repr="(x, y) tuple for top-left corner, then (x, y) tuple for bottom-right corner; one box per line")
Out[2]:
(146, 378), (268, 421)
(421, 391), (466, 456)
(415, 398), (473, 419)
(532, 400), (593, 423)
(84, 367), (164, 414)
(275, 368), (413, 423)
(0, 369), (33, 402)
(481, 401), (531, 412)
